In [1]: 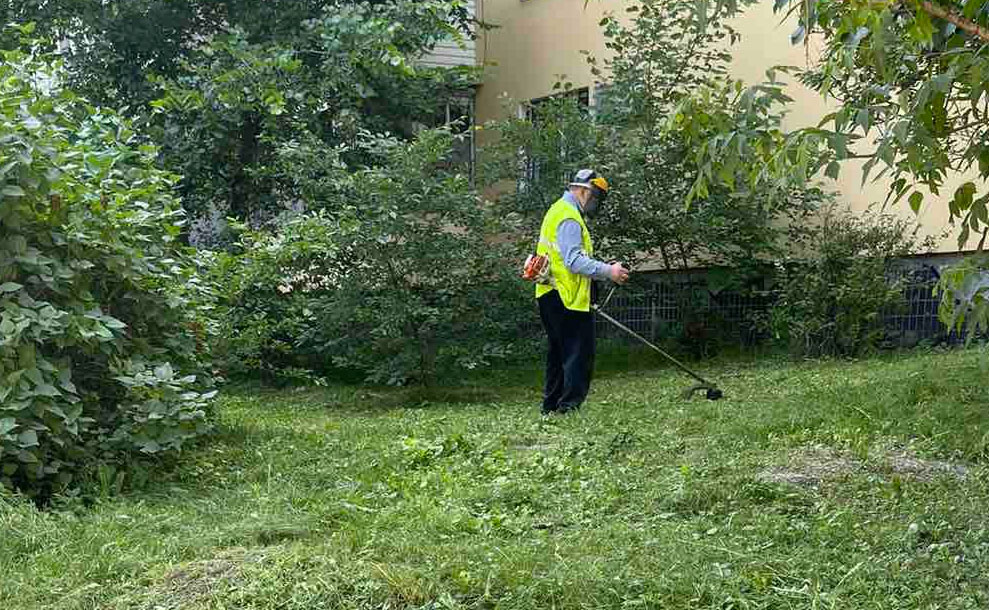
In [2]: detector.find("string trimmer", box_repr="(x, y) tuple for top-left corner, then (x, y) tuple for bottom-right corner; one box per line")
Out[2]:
(593, 286), (724, 401)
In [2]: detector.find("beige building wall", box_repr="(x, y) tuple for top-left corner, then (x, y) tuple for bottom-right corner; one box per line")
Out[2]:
(476, 0), (611, 121)
(475, 0), (978, 253)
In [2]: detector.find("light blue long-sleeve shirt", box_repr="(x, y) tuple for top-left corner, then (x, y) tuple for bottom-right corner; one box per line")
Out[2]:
(556, 191), (612, 281)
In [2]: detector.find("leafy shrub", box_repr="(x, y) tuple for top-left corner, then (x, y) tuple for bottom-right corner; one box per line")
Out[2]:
(765, 204), (930, 358)
(318, 131), (527, 385)
(146, 2), (479, 244)
(206, 212), (347, 383)
(937, 255), (989, 344)
(212, 129), (527, 386)
(0, 48), (215, 498)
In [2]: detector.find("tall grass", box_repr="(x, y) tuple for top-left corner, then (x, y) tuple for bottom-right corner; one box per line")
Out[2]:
(2, 348), (987, 609)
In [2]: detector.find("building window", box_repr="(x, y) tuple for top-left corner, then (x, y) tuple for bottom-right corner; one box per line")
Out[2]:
(524, 87), (590, 119)
(592, 82), (612, 117)
(446, 92), (476, 174)
(420, 91), (476, 179)
(519, 87), (590, 194)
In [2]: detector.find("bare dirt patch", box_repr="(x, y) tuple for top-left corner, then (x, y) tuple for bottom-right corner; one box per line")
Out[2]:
(883, 450), (970, 481)
(756, 444), (969, 486)
(756, 445), (859, 486)
(140, 548), (264, 610)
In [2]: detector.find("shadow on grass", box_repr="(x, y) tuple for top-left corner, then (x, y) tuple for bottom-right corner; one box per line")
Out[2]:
(217, 338), (756, 413)
(223, 380), (536, 413)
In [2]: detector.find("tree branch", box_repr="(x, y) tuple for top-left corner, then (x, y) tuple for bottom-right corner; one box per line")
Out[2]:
(944, 120), (985, 137)
(854, 1), (989, 41)
(918, 1), (989, 43)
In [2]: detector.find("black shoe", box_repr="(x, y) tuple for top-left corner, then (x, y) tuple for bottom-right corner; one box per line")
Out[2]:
(557, 403), (581, 414)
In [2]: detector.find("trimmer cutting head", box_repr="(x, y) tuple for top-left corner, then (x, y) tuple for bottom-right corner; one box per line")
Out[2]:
(681, 385), (724, 401)
(593, 291), (726, 403)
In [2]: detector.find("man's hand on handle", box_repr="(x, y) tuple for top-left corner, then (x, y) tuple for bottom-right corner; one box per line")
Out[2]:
(609, 263), (630, 285)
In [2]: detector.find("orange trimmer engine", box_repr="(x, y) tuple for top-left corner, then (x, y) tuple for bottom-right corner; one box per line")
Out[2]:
(521, 254), (551, 284)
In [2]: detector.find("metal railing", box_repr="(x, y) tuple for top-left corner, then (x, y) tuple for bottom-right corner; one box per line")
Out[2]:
(587, 262), (966, 349)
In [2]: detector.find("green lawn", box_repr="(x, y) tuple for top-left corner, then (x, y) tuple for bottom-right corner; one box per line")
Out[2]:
(2, 349), (988, 609)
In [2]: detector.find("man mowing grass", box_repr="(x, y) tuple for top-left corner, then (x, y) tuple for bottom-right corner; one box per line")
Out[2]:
(530, 169), (630, 415)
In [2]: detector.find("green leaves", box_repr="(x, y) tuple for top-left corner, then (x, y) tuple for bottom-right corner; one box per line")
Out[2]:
(825, 161), (842, 180)
(767, 204), (921, 358)
(909, 191), (924, 213)
(670, 78), (811, 211)
(907, 7), (936, 45)
(215, 128), (521, 386)
(17, 430), (38, 448)
(686, 0), (989, 250)
(0, 49), (216, 497)
(937, 254), (989, 343)
(793, 0), (989, 247)
(110, 359), (212, 456)
(950, 182), (978, 217)
(146, 1), (479, 242)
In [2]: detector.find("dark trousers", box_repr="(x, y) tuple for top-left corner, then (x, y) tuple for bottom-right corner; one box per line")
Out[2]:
(538, 290), (595, 413)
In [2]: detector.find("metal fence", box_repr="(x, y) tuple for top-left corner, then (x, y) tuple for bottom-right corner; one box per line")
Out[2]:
(593, 274), (772, 350)
(591, 259), (967, 350)
(881, 262), (965, 346)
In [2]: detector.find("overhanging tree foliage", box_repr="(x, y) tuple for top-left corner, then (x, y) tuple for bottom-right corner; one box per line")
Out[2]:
(4, 0), (474, 108)
(6, 1), (479, 242)
(669, 0), (989, 340)
(589, 0), (823, 273)
(779, 0), (989, 246)
(666, 0), (989, 240)
(782, 0), (989, 342)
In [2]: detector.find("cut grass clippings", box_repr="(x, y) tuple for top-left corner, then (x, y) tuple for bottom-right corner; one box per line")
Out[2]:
(1, 348), (988, 609)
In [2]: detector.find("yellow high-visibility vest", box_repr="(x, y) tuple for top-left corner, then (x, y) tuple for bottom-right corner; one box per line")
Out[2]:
(535, 197), (594, 312)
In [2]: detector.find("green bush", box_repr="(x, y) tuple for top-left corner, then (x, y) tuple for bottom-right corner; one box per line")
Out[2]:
(0, 48), (216, 498)
(145, 2), (479, 243)
(937, 255), (989, 345)
(765, 204), (929, 358)
(206, 212), (346, 383)
(212, 129), (528, 386)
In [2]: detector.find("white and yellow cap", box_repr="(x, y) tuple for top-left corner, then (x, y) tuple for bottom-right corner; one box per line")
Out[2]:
(568, 168), (610, 193)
